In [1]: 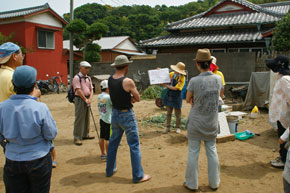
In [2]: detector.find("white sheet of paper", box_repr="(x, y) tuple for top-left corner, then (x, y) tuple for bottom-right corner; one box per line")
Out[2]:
(227, 111), (247, 117)
(217, 112), (231, 137)
(148, 68), (171, 85)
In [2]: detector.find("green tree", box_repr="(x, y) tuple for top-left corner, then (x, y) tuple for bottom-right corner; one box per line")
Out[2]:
(273, 13), (290, 51)
(0, 32), (15, 45)
(74, 3), (108, 25)
(0, 32), (33, 53)
(65, 19), (108, 62)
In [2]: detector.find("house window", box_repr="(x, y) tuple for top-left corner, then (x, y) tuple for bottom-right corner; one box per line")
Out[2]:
(37, 30), (54, 49)
(239, 48), (250, 52)
(228, 48), (239, 52)
(211, 49), (226, 53)
(250, 48), (263, 57)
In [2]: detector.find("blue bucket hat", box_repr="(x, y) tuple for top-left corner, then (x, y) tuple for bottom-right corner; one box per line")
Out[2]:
(0, 42), (20, 64)
(12, 65), (37, 88)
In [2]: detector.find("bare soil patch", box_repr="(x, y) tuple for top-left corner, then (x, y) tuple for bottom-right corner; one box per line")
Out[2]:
(0, 93), (283, 193)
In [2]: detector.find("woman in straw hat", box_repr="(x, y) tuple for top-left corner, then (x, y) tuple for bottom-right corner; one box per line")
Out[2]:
(161, 62), (186, 134)
(184, 49), (223, 191)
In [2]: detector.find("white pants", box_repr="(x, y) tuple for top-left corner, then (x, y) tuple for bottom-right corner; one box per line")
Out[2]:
(185, 138), (220, 189)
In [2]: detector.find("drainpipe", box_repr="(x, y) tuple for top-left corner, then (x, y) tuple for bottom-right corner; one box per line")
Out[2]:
(253, 23), (262, 42)
(265, 37), (271, 55)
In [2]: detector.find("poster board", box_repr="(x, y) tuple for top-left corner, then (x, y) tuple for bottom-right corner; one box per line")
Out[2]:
(148, 68), (170, 85)
(217, 112), (231, 137)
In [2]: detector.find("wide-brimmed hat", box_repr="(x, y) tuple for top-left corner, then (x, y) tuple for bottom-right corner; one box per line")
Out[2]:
(80, 61), (91, 67)
(170, 62), (186, 75)
(210, 56), (219, 71)
(111, 55), (133, 67)
(194, 48), (212, 62)
(13, 65), (37, 88)
(0, 42), (20, 64)
(266, 55), (290, 75)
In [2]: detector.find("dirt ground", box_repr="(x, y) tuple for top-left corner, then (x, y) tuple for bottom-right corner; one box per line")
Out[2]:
(0, 93), (285, 193)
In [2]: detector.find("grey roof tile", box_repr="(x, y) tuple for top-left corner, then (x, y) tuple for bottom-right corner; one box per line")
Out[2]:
(166, 0), (290, 31)
(139, 29), (264, 47)
(0, 3), (49, 19)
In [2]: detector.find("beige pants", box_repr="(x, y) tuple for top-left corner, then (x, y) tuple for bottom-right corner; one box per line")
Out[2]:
(73, 97), (90, 140)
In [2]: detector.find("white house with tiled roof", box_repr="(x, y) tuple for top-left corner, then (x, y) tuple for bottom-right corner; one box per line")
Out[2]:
(63, 36), (145, 62)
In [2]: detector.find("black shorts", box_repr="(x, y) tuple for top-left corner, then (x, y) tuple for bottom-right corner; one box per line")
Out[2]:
(100, 119), (111, 140)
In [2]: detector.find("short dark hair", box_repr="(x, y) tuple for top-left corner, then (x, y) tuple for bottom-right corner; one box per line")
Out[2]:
(197, 61), (211, 70)
(116, 65), (127, 70)
(13, 82), (34, 95)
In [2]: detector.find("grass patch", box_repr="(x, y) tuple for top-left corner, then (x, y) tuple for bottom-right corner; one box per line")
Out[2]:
(142, 113), (187, 130)
(141, 85), (164, 100)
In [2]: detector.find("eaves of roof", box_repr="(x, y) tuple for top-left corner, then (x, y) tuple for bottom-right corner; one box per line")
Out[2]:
(166, 0), (289, 31)
(139, 29), (266, 48)
(0, 3), (68, 25)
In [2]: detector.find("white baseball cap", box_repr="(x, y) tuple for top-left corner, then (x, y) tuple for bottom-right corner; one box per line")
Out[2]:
(100, 80), (108, 89)
(80, 61), (91, 67)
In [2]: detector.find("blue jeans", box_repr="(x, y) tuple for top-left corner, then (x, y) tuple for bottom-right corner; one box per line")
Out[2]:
(185, 139), (220, 189)
(106, 108), (144, 182)
(4, 153), (52, 193)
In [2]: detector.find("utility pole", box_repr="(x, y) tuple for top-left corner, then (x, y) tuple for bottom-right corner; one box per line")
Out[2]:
(69, 0), (74, 85)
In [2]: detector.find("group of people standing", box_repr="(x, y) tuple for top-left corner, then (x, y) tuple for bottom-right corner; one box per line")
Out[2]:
(0, 42), (226, 192)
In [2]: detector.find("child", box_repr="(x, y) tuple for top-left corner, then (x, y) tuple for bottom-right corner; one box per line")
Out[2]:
(97, 80), (112, 160)
(50, 142), (57, 168)
(161, 62), (186, 134)
(280, 128), (290, 193)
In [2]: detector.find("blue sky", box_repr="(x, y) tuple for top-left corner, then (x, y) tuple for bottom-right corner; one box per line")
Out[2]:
(0, 0), (196, 17)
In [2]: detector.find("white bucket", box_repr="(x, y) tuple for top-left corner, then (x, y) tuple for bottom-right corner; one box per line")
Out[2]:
(250, 112), (258, 119)
(227, 117), (239, 134)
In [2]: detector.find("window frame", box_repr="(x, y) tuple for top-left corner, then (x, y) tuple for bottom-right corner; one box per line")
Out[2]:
(37, 30), (55, 50)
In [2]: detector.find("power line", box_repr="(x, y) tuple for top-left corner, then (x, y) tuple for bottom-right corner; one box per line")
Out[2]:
(110, 0), (122, 6)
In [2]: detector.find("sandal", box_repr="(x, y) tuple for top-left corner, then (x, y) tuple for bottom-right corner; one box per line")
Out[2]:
(135, 174), (151, 183)
(183, 182), (198, 191)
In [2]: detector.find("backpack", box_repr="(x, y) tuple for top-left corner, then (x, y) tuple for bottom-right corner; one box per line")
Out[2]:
(66, 74), (91, 103)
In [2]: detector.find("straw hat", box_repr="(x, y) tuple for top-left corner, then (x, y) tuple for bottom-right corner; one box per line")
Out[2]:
(170, 62), (186, 75)
(194, 48), (212, 62)
(111, 55), (133, 67)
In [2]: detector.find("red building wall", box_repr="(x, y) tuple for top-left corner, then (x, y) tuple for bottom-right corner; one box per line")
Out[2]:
(0, 21), (67, 84)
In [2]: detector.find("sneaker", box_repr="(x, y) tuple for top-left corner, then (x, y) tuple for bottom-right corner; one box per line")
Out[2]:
(162, 128), (170, 134)
(270, 156), (281, 164)
(271, 157), (285, 168)
(176, 128), (181, 134)
(74, 139), (82, 146)
(52, 161), (57, 168)
(100, 155), (107, 161)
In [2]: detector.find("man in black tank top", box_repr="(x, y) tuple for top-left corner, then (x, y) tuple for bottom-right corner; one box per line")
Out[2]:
(106, 55), (151, 183)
